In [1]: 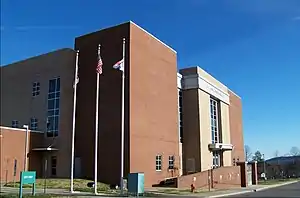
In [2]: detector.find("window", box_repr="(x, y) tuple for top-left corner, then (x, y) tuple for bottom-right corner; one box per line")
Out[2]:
(12, 120), (19, 128)
(156, 155), (162, 171)
(51, 156), (57, 176)
(168, 156), (175, 169)
(178, 89), (183, 143)
(210, 98), (220, 144)
(47, 78), (60, 137)
(212, 151), (220, 168)
(32, 82), (40, 97)
(30, 117), (38, 130)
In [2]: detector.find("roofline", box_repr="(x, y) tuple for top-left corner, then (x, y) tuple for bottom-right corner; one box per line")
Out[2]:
(0, 48), (75, 67)
(228, 88), (241, 99)
(75, 21), (177, 54)
(180, 65), (242, 99)
(75, 21), (131, 40)
(129, 21), (177, 54)
(0, 126), (44, 133)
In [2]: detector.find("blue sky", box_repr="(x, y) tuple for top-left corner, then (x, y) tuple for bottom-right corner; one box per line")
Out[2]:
(1, 0), (299, 159)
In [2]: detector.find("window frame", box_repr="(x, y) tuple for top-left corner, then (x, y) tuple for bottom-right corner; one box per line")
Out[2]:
(212, 151), (220, 168)
(155, 155), (162, 171)
(32, 81), (40, 97)
(51, 156), (57, 176)
(178, 89), (183, 143)
(210, 98), (220, 144)
(30, 117), (38, 130)
(12, 120), (19, 128)
(47, 78), (60, 137)
(168, 155), (175, 170)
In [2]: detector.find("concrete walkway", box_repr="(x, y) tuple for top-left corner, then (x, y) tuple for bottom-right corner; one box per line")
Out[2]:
(1, 180), (299, 197)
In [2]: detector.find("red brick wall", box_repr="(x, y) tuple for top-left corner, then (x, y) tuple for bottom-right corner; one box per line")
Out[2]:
(129, 23), (179, 187)
(229, 91), (245, 162)
(177, 166), (241, 189)
(0, 127), (44, 183)
(75, 23), (130, 185)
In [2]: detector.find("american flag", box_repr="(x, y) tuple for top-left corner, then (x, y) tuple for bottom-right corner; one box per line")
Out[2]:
(96, 47), (103, 74)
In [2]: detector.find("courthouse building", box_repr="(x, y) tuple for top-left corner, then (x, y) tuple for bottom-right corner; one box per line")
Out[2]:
(0, 21), (245, 187)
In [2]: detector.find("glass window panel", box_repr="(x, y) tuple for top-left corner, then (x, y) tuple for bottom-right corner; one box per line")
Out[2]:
(54, 116), (59, 130)
(56, 78), (60, 91)
(55, 99), (60, 109)
(48, 110), (55, 117)
(48, 93), (55, 99)
(48, 99), (55, 109)
(49, 79), (56, 92)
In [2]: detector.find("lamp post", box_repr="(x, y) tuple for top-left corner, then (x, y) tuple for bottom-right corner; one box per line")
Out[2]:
(23, 125), (29, 171)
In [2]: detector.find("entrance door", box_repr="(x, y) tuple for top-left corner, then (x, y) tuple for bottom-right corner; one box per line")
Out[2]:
(247, 164), (252, 186)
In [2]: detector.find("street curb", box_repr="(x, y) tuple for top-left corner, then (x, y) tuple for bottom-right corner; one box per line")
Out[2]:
(207, 180), (299, 198)
(255, 180), (299, 192)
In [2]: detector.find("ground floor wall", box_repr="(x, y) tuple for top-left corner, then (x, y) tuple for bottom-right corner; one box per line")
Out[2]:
(177, 166), (241, 189)
(0, 127), (44, 184)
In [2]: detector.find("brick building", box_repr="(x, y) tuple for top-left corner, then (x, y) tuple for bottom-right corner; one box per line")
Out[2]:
(0, 21), (249, 188)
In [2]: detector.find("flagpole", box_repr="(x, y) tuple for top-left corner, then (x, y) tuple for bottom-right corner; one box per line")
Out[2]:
(120, 38), (125, 195)
(94, 44), (101, 195)
(70, 50), (79, 193)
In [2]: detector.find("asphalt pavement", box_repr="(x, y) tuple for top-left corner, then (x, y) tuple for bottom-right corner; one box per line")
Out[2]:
(227, 181), (300, 198)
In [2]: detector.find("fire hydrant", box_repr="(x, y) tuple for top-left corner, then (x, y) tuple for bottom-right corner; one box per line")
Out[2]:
(190, 183), (195, 192)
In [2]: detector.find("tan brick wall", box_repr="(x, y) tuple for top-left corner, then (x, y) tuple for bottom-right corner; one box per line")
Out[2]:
(181, 89), (201, 174)
(199, 90), (213, 171)
(177, 166), (241, 189)
(0, 49), (76, 178)
(0, 127), (44, 183)
(220, 102), (232, 166)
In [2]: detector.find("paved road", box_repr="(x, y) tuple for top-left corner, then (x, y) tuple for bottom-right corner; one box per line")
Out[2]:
(228, 181), (300, 197)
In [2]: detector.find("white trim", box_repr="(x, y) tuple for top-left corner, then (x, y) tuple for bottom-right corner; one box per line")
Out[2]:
(32, 147), (58, 151)
(0, 126), (43, 133)
(182, 74), (230, 104)
(129, 21), (177, 54)
(177, 73), (182, 89)
(208, 143), (234, 151)
(228, 88), (241, 99)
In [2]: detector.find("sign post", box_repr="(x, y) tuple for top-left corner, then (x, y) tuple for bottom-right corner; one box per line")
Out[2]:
(19, 171), (36, 198)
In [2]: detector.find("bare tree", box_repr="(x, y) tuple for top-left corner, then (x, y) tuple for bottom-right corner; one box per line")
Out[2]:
(290, 146), (300, 156)
(245, 145), (252, 162)
(274, 150), (280, 157)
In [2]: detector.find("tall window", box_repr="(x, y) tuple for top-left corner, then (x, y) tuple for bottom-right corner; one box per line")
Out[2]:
(156, 155), (162, 171)
(12, 120), (19, 128)
(32, 82), (40, 97)
(51, 156), (57, 176)
(168, 156), (175, 169)
(30, 117), (38, 130)
(210, 98), (219, 144)
(47, 78), (60, 137)
(178, 89), (183, 143)
(210, 98), (222, 168)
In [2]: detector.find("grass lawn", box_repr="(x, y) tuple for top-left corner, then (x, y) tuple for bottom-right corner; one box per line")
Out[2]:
(4, 178), (110, 192)
(258, 178), (300, 185)
(0, 194), (57, 198)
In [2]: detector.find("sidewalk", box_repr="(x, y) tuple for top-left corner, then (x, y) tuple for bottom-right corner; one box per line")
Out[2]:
(145, 180), (299, 197)
(1, 180), (298, 197)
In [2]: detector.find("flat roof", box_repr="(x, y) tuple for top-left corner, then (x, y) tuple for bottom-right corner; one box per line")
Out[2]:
(0, 126), (44, 133)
